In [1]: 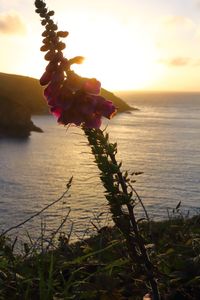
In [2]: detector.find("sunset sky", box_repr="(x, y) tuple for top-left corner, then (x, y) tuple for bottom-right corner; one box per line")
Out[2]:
(1, 0), (200, 91)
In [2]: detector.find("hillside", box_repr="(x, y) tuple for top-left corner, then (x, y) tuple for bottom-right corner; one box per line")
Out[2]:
(0, 96), (42, 138)
(0, 73), (47, 115)
(0, 72), (133, 115)
(0, 72), (133, 137)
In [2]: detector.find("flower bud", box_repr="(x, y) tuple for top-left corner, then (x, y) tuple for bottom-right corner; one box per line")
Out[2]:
(60, 58), (69, 70)
(40, 8), (47, 14)
(40, 13), (47, 18)
(45, 24), (52, 31)
(54, 51), (63, 62)
(35, 8), (42, 13)
(57, 42), (66, 50)
(47, 11), (55, 17)
(57, 31), (69, 38)
(46, 24), (58, 31)
(42, 37), (50, 44)
(41, 19), (47, 26)
(52, 24), (58, 31)
(46, 61), (57, 72)
(40, 45), (49, 52)
(42, 30), (48, 37)
(35, 0), (46, 9)
(40, 70), (53, 86)
(48, 31), (57, 38)
(47, 20), (54, 26)
(44, 50), (55, 61)
(68, 56), (84, 65)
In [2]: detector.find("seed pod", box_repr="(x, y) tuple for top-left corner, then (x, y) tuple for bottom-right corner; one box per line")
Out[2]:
(45, 50), (55, 61)
(57, 42), (66, 51)
(57, 31), (69, 38)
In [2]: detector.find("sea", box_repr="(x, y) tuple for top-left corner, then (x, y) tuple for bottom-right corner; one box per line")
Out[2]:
(0, 92), (200, 243)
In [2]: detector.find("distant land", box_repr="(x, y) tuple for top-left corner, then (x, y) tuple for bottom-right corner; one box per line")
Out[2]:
(0, 72), (133, 137)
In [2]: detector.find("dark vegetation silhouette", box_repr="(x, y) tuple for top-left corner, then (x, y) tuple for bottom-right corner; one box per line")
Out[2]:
(0, 95), (42, 137)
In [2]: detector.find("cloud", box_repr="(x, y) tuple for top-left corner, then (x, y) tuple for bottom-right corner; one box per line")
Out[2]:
(159, 57), (191, 67)
(0, 12), (26, 35)
(194, 0), (200, 8)
(161, 15), (195, 30)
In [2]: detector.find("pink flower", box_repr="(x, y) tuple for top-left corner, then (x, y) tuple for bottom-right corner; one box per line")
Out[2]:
(44, 82), (60, 106)
(40, 63), (116, 128)
(50, 106), (62, 118)
(82, 95), (116, 119)
(96, 98), (116, 119)
(40, 70), (53, 86)
(83, 78), (101, 95)
(58, 108), (83, 126)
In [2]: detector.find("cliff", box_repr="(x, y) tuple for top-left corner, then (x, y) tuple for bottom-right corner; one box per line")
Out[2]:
(0, 72), (133, 137)
(0, 72), (133, 114)
(0, 96), (42, 138)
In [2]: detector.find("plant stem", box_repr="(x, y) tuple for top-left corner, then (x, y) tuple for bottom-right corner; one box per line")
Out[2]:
(109, 152), (160, 300)
(83, 127), (160, 300)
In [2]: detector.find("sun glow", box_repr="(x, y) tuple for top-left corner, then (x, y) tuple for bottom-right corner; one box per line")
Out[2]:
(0, 5), (164, 92)
(73, 41), (160, 91)
(2, 0), (200, 92)
(61, 14), (163, 91)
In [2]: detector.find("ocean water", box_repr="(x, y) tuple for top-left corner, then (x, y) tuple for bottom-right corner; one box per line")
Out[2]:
(0, 92), (200, 241)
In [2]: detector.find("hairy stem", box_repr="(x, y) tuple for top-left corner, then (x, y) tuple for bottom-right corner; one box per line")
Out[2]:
(83, 127), (160, 300)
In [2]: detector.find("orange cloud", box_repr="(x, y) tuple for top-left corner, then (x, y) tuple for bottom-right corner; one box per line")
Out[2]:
(159, 57), (191, 67)
(0, 12), (26, 35)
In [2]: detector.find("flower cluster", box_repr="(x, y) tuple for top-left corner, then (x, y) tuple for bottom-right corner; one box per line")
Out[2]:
(35, 0), (116, 128)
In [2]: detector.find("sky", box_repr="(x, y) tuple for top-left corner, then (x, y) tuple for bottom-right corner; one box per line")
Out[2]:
(1, 0), (200, 91)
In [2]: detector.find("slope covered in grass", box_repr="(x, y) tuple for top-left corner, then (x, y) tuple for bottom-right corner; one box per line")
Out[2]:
(0, 72), (133, 137)
(0, 72), (133, 115)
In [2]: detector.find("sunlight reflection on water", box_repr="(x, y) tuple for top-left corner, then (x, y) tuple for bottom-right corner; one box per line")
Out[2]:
(0, 93), (200, 242)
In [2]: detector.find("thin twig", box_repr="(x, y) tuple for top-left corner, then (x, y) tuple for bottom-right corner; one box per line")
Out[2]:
(128, 182), (150, 222)
(0, 177), (73, 238)
(46, 208), (71, 251)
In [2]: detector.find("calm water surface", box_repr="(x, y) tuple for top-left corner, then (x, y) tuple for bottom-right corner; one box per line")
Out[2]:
(0, 93), (200, 241)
